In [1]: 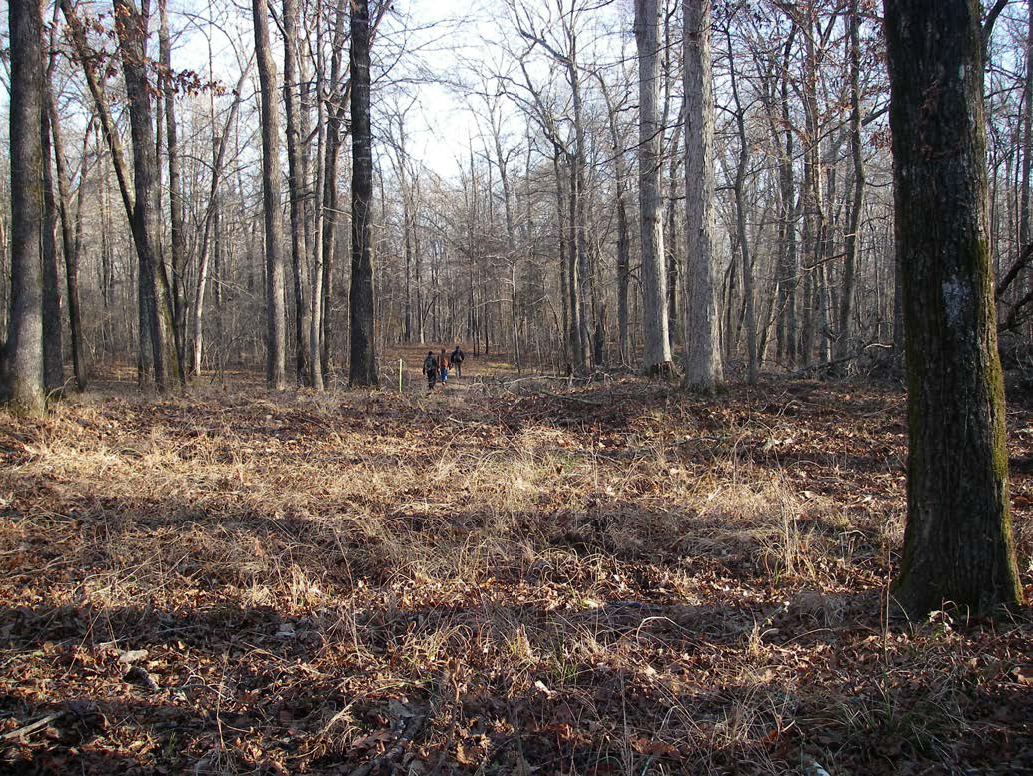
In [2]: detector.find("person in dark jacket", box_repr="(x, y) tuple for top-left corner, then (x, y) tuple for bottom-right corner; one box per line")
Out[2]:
(423, 351), (438, 391)
(450, 345), (465, 378)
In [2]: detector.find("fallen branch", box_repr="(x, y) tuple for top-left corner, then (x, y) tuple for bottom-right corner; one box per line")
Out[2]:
(2, 712), (63, 741)
(788, 343), (892, 378)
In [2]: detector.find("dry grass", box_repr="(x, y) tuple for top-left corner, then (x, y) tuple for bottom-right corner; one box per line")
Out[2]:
(0, 366), (1031, 774)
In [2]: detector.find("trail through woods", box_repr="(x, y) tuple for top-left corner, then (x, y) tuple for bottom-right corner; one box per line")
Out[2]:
(0, 358), (1031, 773)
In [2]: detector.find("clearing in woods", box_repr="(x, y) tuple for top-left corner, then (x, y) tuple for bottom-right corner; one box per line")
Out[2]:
(1, 351), (1031, 774)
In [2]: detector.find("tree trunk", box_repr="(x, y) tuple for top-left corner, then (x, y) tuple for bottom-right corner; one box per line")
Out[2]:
(190, 60), (251, 376)
(885, 0), (1025, 615)
(799, 1), (820, 368)
(283, 0), (311, 385)
(554, 151), (570, 367)
(47, 78), (88, 391)
(682, 0), (723, 391)
(1020, 0), (1033, 249)
(2, 0), (45, 413)
(836, 0), (864, 367)
(40, 103), (64, 394)
(636, 0), (673, 375)
(775, 26), (798, 367)
(727, 25), (758, 383)
(348, 0), (378, 386)
(567, 159), (584, 368)
(308, 7), (327, 391)
(321, 0), (348, 378)
(159, 0), (187, 373)
(113, 0), (182, 392)
(665, 135), (680, 347)
(252, 0), (287, 389)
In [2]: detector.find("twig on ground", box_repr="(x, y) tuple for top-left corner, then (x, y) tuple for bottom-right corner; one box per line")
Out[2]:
(350, 713), (425, 776)
(1, 713), (63, 741)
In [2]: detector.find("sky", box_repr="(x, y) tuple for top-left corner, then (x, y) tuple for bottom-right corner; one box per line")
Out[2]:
(0, 0), (636, 180)
(163, 0), (507, 179)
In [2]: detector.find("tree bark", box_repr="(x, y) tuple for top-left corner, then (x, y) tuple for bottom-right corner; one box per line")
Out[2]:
(348, 0), (378, 386)
(727, 25), (758, 383)
(1020, 0), (1033, 249)
(252, 0), (287, 389)
(159, 0), (187, 373)
(49, 101), (89, 392)
(775, 26), (798, 367)
(40, 101), (64, 394)
(113, 0), (182, 392)
(598, 80), (632, 365)
(283, 0), (312, 385)
(885, 0), (1025, 615)
(636, 0), (673, 375)
(682, 0), (723, 391)
(836, 0), (864, 368)
(2, 0), (46, 414)
(308, 4), (327, 391)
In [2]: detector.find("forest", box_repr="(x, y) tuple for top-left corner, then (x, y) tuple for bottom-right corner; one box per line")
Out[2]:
(0, 0), (1031, 773)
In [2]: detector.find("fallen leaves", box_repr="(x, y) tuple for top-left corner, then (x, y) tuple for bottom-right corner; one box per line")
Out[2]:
(0, 373), (1030, 774)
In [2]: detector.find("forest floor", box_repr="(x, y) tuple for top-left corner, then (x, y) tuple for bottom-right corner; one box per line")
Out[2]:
(1, 347), (1032, 775)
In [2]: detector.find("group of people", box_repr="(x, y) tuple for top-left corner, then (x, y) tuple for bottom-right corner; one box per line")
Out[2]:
(423, 346), (465, 391)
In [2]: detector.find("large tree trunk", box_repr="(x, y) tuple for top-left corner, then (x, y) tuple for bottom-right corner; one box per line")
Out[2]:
(635, 0), (673, 376)
(682, 0), (723, 392)
(252, 0), (287, 389)
(885, 0), (1025, 615)
(348, 0), (378, 387)
(2, 0), (45, 414)
(113, 0), (182, 392)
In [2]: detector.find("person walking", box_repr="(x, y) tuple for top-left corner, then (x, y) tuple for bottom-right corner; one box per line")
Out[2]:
(438, 349), (450, 384)
(423, 351), (439, 391)
(450, 345), (465, 378)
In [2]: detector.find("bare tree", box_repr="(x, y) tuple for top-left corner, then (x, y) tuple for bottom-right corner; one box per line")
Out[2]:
(283, 0), (312, 385)
(636, 0), (674, 376)
(253, 0), (287, 389)
(159, 0), (187, 370)
(725, 23), (757, 383)
(682, 0), (723, 391)
(112, 0), (182, 390)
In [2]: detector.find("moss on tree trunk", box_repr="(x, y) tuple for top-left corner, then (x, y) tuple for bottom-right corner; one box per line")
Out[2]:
(885, 0), (1025, 616)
